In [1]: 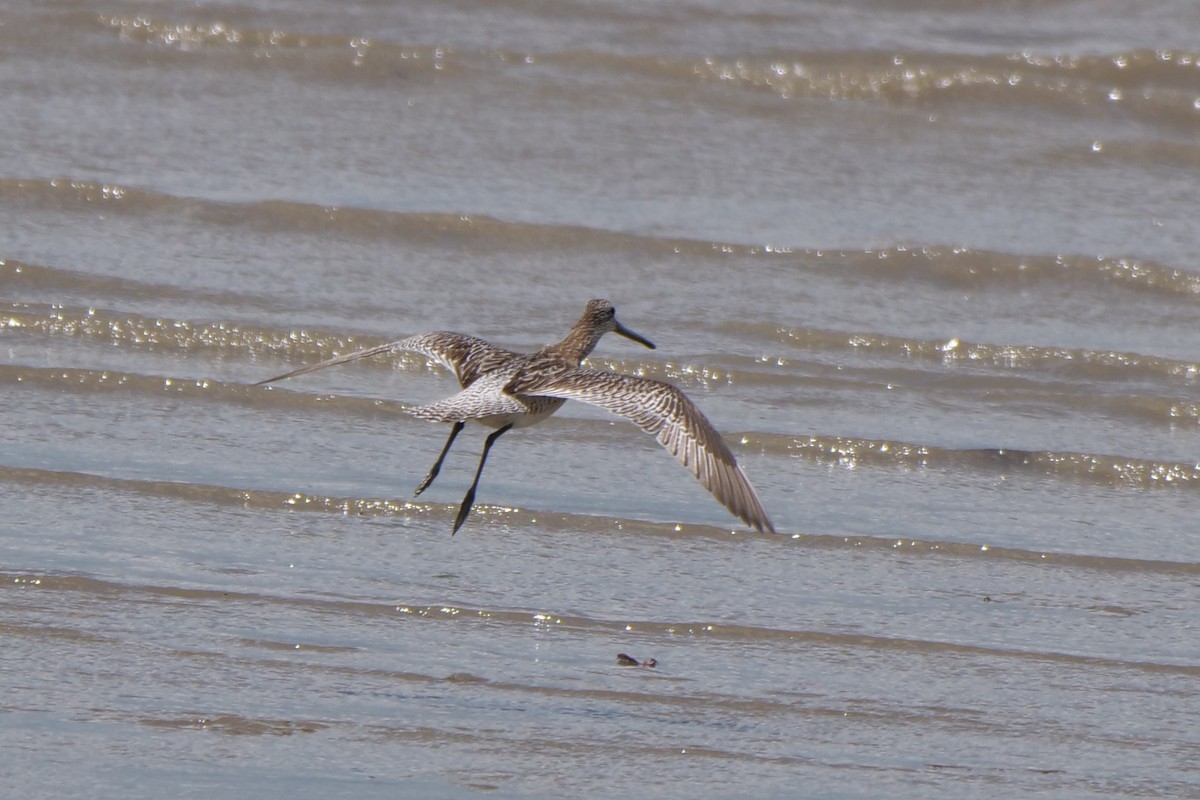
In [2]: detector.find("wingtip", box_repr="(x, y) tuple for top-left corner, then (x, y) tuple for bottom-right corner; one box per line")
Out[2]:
(253, 366), (309, 386)
(745, 514), (776, 535)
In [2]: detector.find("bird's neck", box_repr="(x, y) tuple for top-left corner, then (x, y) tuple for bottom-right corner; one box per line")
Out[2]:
(537, 321), (603, 365)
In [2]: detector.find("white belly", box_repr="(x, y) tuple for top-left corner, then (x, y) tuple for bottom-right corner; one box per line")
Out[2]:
(475, 398), (565, 430)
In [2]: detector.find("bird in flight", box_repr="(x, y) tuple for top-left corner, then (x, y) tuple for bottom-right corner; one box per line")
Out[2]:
(257, 299), (774, 535)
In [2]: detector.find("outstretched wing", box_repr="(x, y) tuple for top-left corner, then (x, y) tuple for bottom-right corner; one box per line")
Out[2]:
(255, 332), (522, 388)
(515, 368), (775, 534)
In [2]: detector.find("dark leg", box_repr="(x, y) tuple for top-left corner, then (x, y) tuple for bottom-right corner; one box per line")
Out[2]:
(415, 421), (465, 496)
(451, 423), (513, 535)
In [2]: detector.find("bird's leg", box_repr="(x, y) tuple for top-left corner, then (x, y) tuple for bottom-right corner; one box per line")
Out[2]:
(451, 423), (513, 535)
(415, 420), (465, 496)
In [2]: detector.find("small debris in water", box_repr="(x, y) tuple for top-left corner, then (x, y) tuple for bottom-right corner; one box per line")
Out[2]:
(617, 653), (657, 668)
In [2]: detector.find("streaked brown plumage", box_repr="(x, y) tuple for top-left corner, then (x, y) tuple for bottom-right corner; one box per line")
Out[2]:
(257, 299), (775, 535)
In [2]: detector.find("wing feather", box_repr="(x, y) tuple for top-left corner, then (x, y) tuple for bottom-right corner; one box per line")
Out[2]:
(255, 332), (522, 388)
(518, 369), (775, 534)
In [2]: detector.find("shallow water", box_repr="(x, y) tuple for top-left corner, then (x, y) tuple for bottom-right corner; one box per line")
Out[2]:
(4, 1), (1200, 797)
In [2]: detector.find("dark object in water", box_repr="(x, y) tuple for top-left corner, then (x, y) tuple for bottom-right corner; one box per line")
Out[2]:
(617, 653), (657, 668)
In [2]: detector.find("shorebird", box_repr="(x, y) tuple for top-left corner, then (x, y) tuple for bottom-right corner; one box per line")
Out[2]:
(257, 299), (775, 535)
